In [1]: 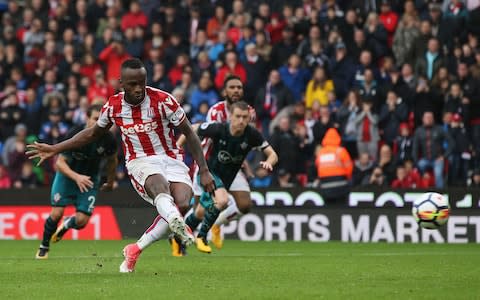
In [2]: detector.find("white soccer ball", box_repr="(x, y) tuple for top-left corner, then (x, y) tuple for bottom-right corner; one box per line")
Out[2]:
(412, 192), (450, 229)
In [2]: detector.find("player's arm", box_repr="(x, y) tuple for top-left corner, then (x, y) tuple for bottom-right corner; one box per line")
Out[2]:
(177, 119), (215, 193)
(101, 154), (118, 191)
(259, 145), (278, 172)
(55, 154), (94, 193)
(27, 124), (110, 166)
(176, 123), (200, 148)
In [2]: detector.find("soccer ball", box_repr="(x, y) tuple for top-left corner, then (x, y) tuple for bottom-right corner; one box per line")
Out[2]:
(412, 192), (450, 229)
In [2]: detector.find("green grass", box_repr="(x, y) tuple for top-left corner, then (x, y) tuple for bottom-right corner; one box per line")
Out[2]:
(1, 240), (479, 299)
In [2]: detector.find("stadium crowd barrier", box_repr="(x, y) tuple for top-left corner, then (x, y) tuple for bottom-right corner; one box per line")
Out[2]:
(0, 187), (479, 243)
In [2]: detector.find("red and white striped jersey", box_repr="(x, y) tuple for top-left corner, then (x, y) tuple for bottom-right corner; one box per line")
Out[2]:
(97, 86), (185, 162)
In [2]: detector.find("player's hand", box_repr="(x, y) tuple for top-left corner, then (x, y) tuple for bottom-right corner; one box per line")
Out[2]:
(100, 182), (115, 192)
(75, 174), (94, 193)
(199, 168), (216, 193)
(259, 161), (273, 172)
(25, 142), (56, 166)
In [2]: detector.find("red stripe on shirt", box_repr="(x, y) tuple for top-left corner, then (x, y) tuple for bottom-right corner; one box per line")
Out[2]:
(112, 96), (136, 160)
(131, 105), (156, 156)
(150, 94), (176, 159)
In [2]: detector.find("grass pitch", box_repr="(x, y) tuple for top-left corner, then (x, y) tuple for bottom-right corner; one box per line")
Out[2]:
(1, 240), (479, 299)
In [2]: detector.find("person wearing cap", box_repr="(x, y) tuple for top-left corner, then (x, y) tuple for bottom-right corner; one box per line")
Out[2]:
(448, 113), (471, 186)
(330, 41), (355, 100)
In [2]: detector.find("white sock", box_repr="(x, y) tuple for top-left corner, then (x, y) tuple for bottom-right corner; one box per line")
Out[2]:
(214, 195), (243, 226)
(136, 215), (169, 250)
(155, 193), (181, 223)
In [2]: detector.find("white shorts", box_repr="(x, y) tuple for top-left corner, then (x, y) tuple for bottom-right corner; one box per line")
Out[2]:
(192, 168), (251, 196)
(126, 155), (192, 205)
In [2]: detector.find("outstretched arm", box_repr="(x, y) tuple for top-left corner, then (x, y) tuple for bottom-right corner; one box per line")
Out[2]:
(177, 119), (215, 193)
(26, 124), (110, 165)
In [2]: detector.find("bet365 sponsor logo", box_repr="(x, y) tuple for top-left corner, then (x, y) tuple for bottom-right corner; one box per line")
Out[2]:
(120, 121), (158, 135)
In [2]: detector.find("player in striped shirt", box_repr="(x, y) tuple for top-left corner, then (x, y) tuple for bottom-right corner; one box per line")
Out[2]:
(27, 58), (215, 273)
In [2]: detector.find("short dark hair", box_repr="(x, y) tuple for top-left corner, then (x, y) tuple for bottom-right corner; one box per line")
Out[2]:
(87, 104), (103, 117)
(223, 75), (242, 89)
(230, 101), (249, 112)
(121, 58), (145, 71)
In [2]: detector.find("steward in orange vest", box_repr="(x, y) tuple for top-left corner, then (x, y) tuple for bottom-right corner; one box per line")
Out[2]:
(315, 128), (353, 201)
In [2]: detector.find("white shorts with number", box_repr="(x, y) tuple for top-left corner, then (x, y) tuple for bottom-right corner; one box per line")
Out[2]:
(192, 168), (251, 196)
(127, 155), (192, 205)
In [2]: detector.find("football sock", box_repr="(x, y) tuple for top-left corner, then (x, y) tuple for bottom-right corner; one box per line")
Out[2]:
(136, 215), (169, 250)
(155, 193), (181, 222)
(64, 216), (80, 230)
(214, 199), (243, 226)
(198, 204), (221, 238)
(185, 214), (202, 232)
(41, 217), (59, 248)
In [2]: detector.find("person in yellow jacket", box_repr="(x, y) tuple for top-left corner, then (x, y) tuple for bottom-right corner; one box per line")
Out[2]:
(305, 66), (334, 108)
(314, 127), (353, 201)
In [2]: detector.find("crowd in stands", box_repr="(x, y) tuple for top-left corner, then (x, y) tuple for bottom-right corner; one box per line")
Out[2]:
(0, 0), (480, 191)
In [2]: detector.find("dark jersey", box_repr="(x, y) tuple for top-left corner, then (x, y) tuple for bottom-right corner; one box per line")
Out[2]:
(197, 122), (269, 189)
(60, 126), (117, 183)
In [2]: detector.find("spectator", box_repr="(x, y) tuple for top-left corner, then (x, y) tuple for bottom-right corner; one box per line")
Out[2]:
(270, 116), (301, 181)
(448, 113), (471, 186)
(411, 20), (433, 67)
(312, 105), (335, 145)
(363, 12), (388, 59)
(121, 1), (148, 32)
(278, 53), (310, 102)
(149, 62), (173, 92)
(355, 100), (380, 161)
(214, 50), (247, 91)
(392, 14), (420, 67)
(330, 42), (355, 101)
(190, 75), (219, 114)
(379, 90), (408, 145)
(206, 5), (229, 42)
(337, 90), (361, 158)
(305, 66), (334, 108)
(190, 29), (212, 62)
(255, 70), (294, 137)
(391, 165), (412, 188)
(168, 53), (190, 87)
(393, 123), (413, 163)
(357, 68), (380, 111)
(38, 109), (69, 144)
(13, 160), (41, 189)
(353, 151), (374, 186)
(191, 101), (209, 124)
(124, 26), (144, 58)
(304, 41), (330, 72)
(366, 166), (387, 187)
(412, 111), (454, 188)
(469, 169), (480, 187)
(98, 39), (130, 87)
(377, 144), (397, 184)
(270, 26), (297, 69)
(87, 70), (114, 104)
(314, 128), (353, 202)
(0, 164), (11, 189)
(415, 37), (445, 80)
(242, 43), (269, 103)
(378, 1), (399, 48)
(2, 123), (27, 167)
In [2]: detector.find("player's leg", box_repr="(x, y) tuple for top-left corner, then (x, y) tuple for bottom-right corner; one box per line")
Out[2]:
(51, 211), (91, 243)
(196, 188), (229, 253)
(211, 171), (251, 249)
(36, 206), (64, 259)
(52, 190), (96, 242)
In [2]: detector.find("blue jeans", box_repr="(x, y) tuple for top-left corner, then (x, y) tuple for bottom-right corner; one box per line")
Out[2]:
(417, 158), (444, 188)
